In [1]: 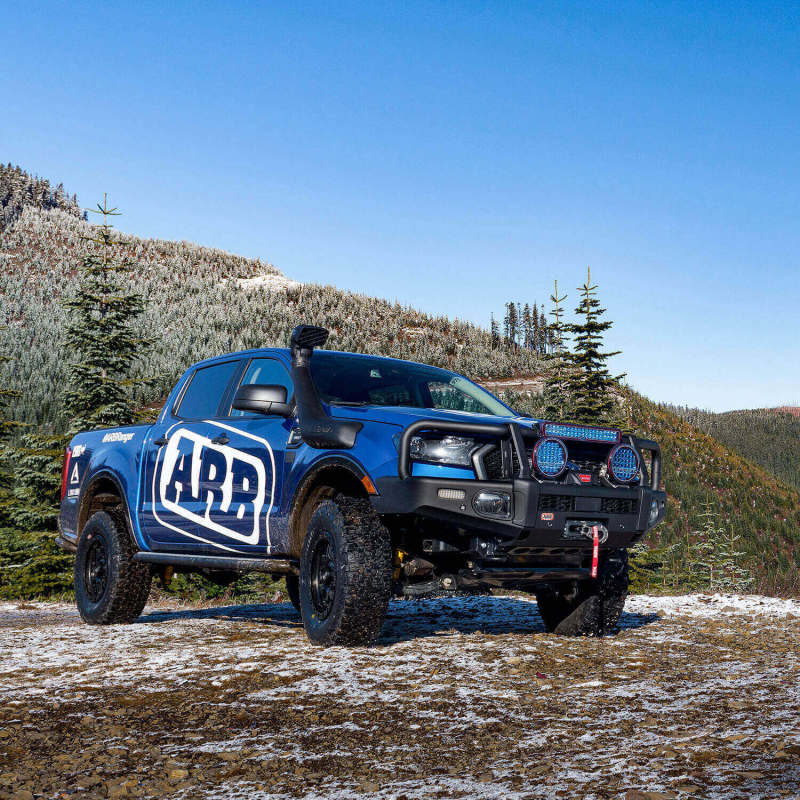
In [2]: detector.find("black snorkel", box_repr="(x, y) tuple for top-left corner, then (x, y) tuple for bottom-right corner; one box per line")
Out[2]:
(289, 324), (363, 449)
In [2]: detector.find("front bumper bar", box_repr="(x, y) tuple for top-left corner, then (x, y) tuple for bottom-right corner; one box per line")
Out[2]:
(377, 418), (666, 548)
(373, 474), (666, 547)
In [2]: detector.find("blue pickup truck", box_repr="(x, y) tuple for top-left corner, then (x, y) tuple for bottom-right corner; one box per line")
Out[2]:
(57, 325), (666, 645)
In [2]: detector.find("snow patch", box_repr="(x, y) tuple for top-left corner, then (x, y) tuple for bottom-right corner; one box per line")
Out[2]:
(233, 273), (302, 292)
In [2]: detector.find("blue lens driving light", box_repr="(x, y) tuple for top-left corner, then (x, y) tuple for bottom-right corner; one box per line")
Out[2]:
(609, 444), (639, 483)
(534, 437), (568, 478)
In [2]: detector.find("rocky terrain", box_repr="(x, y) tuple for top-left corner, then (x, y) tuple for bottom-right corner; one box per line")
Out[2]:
(1, 594), (799, 799)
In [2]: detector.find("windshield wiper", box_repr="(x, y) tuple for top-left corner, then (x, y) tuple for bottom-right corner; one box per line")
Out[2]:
(329, 400), (370, 407)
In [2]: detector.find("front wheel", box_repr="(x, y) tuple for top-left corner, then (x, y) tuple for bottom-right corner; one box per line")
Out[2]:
(74, 509), (152, 624)
(299, 497), (392, 646)
(535, 549), (629, 636)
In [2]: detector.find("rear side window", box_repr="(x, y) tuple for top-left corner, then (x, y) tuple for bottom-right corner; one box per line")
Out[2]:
(229, 358), (293, 417)
(176, 361), (240, 419)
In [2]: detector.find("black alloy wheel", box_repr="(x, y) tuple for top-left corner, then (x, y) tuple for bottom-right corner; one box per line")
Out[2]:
(309, 532), (337, 620)
(84, 536), (109, 603)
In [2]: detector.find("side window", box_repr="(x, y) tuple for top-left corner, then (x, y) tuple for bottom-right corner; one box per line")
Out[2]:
(176, 361), (240, 419)
(229, 358), (293, 417)
(368, 383), (413, 406)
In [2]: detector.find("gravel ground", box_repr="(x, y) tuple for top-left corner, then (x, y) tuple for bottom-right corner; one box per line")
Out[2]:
(1, 594), (799, 800)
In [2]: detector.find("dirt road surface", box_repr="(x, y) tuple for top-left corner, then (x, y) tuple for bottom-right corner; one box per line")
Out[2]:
(1, 594), (799, 800)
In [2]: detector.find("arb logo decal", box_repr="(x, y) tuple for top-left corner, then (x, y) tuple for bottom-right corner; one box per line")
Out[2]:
(154, 423), (275, 548)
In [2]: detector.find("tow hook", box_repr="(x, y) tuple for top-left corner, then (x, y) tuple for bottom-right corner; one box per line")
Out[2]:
(565, 520), (609, 543)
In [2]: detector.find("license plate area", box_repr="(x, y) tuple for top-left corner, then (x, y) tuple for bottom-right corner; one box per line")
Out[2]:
(574, 496), (602, 513)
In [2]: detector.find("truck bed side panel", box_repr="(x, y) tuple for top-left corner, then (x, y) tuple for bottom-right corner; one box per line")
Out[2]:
(58, 424), (152, 548)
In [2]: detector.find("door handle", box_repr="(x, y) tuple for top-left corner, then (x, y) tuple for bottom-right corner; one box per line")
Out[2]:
(153, 436), (169, 447)
(211, 433), (230, 445)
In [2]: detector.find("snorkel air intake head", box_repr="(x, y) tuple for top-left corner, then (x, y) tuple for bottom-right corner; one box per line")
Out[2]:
(289, 325), (362, 449)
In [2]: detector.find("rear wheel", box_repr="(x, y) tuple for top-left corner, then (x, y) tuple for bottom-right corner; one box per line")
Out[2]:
(299, 497), (392, 646)
(535, 549), (629, 636)
(74, 509), (152, 624)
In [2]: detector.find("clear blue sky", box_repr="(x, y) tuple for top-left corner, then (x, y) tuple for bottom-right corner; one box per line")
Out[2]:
(3, 1), (799, 411)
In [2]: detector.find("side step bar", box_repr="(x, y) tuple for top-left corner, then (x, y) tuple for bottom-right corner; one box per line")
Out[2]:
(133, 552), (299, 576)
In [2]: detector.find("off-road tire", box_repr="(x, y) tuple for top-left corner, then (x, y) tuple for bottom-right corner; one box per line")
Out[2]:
(74, 509), (152, 624)
(285, 573), (301, 613)
(535, 549), (629, 636)
(299, 497), (392, 646)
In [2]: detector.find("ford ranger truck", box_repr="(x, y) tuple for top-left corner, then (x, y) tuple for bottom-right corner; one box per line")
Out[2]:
(57, 325), (666, 646)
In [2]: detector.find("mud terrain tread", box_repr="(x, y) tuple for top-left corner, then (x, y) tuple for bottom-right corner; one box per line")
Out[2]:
(535, 549), (629, 636)
(75, 509), (152, 625)
(300, 497), (392, 646)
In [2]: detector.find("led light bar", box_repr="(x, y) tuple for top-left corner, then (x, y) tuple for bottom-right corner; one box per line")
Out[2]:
(541, 422), (620, 443)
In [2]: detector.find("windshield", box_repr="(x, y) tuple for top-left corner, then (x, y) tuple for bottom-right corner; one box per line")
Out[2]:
(310, 352), (514, 417)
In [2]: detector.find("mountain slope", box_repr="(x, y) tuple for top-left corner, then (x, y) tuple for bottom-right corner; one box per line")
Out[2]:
(0, 188), (542, 428)
(670, 406), (800, 493)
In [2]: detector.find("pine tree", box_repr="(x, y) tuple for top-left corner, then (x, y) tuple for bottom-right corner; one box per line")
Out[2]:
(62, 195), (148, 432)
(564, 268), (624, 425)
(9, 434), (64, 532)
(504, 302), (518, 347)
(0, 359), (72, 597)
(715, 525), (753, 592)
(522, 304), (532, 350)
(542, 280), (573, 420)
(489, 314), (500, 348)
(0, 430), (74, 599)
(687, 504), (753, 592)
(539, 311), (548, 354)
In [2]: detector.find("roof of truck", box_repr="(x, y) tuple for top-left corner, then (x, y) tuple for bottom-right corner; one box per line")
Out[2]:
(186, 347), (457, 373)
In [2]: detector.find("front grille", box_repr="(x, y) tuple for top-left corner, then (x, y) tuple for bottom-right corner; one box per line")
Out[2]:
(600, 497), (638, 514)
(483, 448), (503, 480)
(538, 494), (638, 515)
(539, 494), (575, 512)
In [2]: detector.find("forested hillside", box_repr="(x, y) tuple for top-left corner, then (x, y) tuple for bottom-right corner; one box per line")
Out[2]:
(670, 406), (800, 493)
(1, 165), (798, 596)
(0, 171), (542, 429)
(0, 163), (82, 231)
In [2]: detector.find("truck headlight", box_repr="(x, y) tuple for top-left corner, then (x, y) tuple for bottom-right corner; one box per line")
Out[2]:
(649, 499), (659, 524)
(409, 435), (475, 467)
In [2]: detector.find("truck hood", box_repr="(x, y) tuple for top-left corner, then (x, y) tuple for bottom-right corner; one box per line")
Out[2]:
(327, 403), (539, 431)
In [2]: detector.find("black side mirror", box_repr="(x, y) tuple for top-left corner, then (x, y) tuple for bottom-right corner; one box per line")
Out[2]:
(232, 384), (292, 417)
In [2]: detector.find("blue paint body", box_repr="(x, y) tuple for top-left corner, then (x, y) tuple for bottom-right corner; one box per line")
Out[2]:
(58, 348), (530, 557)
